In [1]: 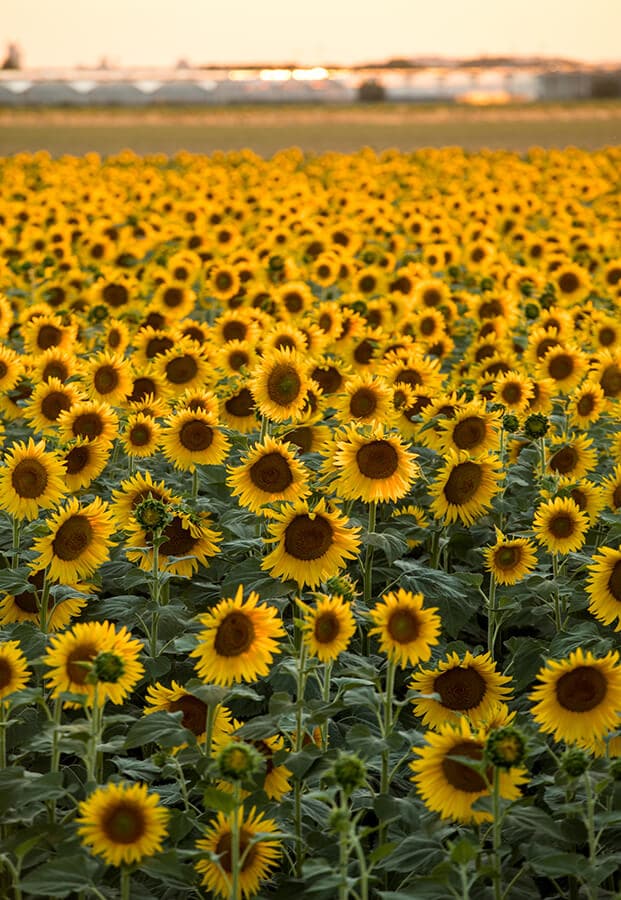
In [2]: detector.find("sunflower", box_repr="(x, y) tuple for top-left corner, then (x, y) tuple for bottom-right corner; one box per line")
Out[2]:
(332, 373), (395, 426)
(110, 470), (173, 525)
(329, 424), (419, 504)
(249, 347), (311, 424)
(602, 464), (621, 512)
(152, 282), (196, 320)
(410, 651), (512, 729)
(562, 479), (605, 527)
(144, 681), (233, 750)
(152, 339), (211, 394)
(547, 434), (597, 480)
(0, 346), (24, 393)
(410, 719), (527, 824)
(21, 313), (78, 356)
(191, 585), (284, 686)
(31, 496), (116, 583)
(24, 377), (84, 435)
(0, 640), (30, 700)
(368, 588), (441, 668)
(81, 351), (133, 405)
(537, 344), (588, 394)
(195, 807), (282, 900)
(262, 498), (361, 589)
(299, 594), (356, 663)
(213, 726), (293, 801)
(56, 398), (119, 447)
(589, 349), (621, 400)
(60, 436), (110, 492)
(219, 385), (259, 434)
(568, 379), (606, 428)
(552, 261), (592, 304)
(227, 435), (310, 515)
(215, 340), (258, 378)
(491, 370), (534, 414)
(29, 346), (78, 385)
(44, 620), (144, 706)
(120, 413), (162, 458)
(175, 387), (220, 418)
(0, 567), (89, 632)
(532, 496), (589, 555)
(0, 438), (67, 521)
(585, 546), (621, 631)
(391, 505), (429, 548)
(125, 367), (167, 407)
(160, 408), (230, 472)
(430, 451), (503, 527)
(482, 529), (538, 585)
(529, 648), (621, 745)
(126, 508), (221, 577)
(437, 401), (501, 456)
(77, 782), (168, 867)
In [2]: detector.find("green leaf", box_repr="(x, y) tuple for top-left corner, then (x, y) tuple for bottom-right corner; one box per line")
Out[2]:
(203, 787), (238, 814)
(19, 856), (100, 897)
(450, 837), (478, 865)
(528, 850), (590, 877)
(124, 710), (191, 749)
(141, 851), (196, 888)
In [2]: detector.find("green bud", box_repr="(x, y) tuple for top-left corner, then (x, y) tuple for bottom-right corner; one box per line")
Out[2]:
(325, 574), (359, 604)
(134, 497), (171, 532)
(332, 753), (366, 795)
(216, 741), (263, 782)
(92, 652), (125, 684)
(524, 413), (549, 439)
(89, 304), (109, 323)
(328, 808), (350, 834)
(485, 727), (527, 770)
(503, 414), (520, 433)
(561, 747), (591, 779)
(524, 302), (540, 320)
(480, 277), (494, 292)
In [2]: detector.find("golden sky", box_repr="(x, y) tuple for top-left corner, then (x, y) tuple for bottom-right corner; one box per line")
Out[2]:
(3, 0), (619, 67)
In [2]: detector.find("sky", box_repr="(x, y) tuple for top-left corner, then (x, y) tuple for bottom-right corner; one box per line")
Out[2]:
(3, 0), (620, 68)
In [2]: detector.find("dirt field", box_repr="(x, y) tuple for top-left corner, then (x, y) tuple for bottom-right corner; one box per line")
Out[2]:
(1, 102), (620, 156)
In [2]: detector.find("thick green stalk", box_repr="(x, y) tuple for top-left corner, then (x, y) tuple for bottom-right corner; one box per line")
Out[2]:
(491, 767), (502, 900)
(11, 517), (20, 569)
(363, 501), (377, 608)
(231, 785), (242, 900)
(338, 795), (349, 900)
(38, 571), (51, 635)
(487, 572), (497, 660)
(321, 661), (333, 751)
(552, 553), (562, 633)
(120, 867), (131, 900)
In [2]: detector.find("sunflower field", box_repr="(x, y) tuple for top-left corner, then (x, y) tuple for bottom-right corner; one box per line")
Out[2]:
(0, 145), (620, 900)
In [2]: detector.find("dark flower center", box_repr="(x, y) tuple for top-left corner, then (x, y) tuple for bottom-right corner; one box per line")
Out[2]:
(386, 608), (419, 643)
(549, 446), (578, 475)
(214, 612), (255, 657)
(452, 417), (487, 451)
(314, 611), (340, 644)
(434, 666), (487, 711)
(11, 459), (48, 498)
(284, 514), (333, 560)
(356, 440), (399, 479)
(267, 363), (302, 406)
(250, 452), (293, 493)
(443, 461), (483, 505)
(555, 666), (607, 712)
(52, 515), (93, 560)
(179, 420), (213, 452)
(442, 740), (488, 793)
(102, 802), (146, 844)
(169, 695), (208, 735)
(94, 365), (119, 395)
(41, 391), (71, 421)
(166, 355), (199, 385)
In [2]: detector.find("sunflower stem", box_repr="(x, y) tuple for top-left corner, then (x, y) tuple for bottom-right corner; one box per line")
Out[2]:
(85, 686), (102, 788)
(48, 696), (63, 824)
(583, 771), (599, 874)
(294, 638), (309, 877)
(203, 701), (218, 760)
(191, 467), (199, 501)
(491, 766), (503, 900)
(0, 701), (6, 772)
(338, 792), (350, 900)
(120, 866), (131, 900)
(259, 414), (269, 444)
(430, 527), (442, 570)
(552, 553), (562, 633)
(351, 831), (369, 900)
(380, 658), (396, 796)
(149, 534), (163, 657)
(230, 784), (242, 900)
(538, 435), (547, 479)
(321, 660), (333, 750)
(487, 572), (497, 661)
(127, 453), (134, 479)
(362, 502), (377, 655)
(38, 570), (51, 635)
(11, 517), (20, 569)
